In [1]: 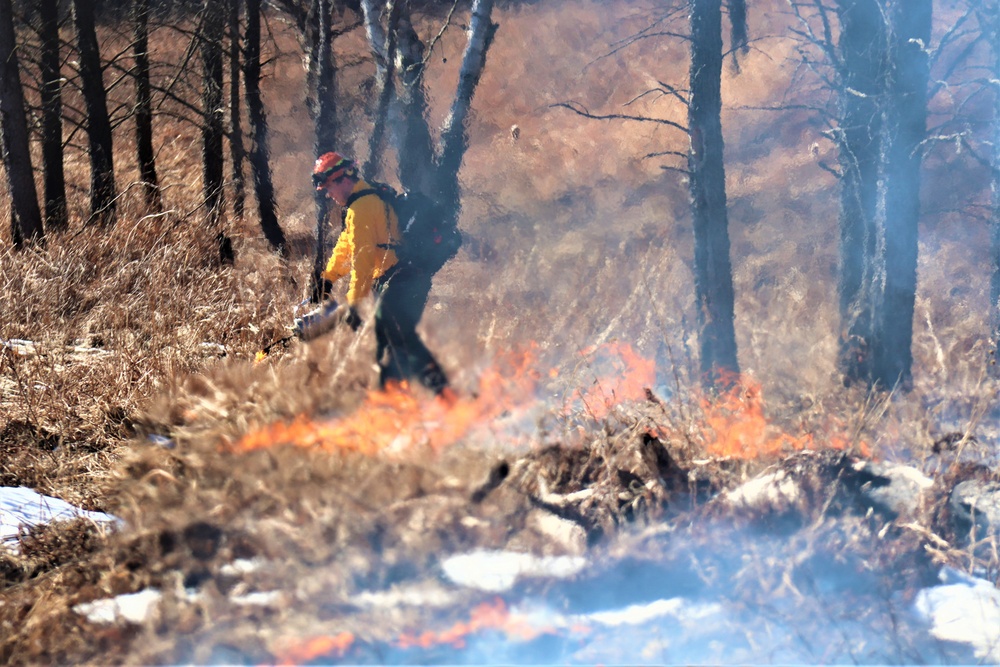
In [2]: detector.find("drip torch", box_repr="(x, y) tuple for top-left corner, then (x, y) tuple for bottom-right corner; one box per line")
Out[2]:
(255, 300), (347, 362)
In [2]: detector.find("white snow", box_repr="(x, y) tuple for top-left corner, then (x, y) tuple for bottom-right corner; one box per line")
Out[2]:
(724, 469), (801, 508)
(1, 486), (119, 551)
(914, 567), (1000, 663)
(442, 550), (588, 592)
(73, 589), (163, 625)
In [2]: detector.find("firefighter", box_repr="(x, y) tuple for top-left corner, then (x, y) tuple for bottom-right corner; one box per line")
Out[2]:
(312, 151), (451, 398)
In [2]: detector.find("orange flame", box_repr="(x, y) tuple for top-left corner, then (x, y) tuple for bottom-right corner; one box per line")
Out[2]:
(238, 343), (867, 461)
(397, 597), (554, 650)
(235, 348), (542, 455)
(271, 631), (354, 666)
(697, 377), (869, 458)
(271, 599), (558, 665)
(568, 343), (657, 421)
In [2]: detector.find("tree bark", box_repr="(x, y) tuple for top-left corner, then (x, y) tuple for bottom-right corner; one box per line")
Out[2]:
(363, 0), (400, 180)
(38, 0), (67, 230)
(834, 0), (887, 385)
(313, 0), (337, 154)
(72, 0), (117, 226)
(434, 0), (497, 213)
(687, 0), (739, 387)
(202, 0), (226, 227)
(872, 0), (931, 389)
(244, 0), (287, 254)
(0, 0), (43, 246)
(133, 0), (162, 212)
(395, 8), (435, 194)
(989, 1), (1000, 374)
(229, 0), (246, 219)
(310, 0), (337, 302)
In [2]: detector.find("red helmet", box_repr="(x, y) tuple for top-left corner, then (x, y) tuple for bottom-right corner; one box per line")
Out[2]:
(312, 152), (356, 190)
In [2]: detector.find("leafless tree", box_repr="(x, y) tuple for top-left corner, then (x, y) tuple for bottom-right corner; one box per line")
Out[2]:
(686, 0), (740, 385)
(72, 0), (117, 226)
(229, 0), (246, 219)
(309, 0), (339, 302)
(556, 0), (744, 388)
(360, 0), (497, 209)
(0, 0), (43, 246)
(244, 0), (288, 255)
(789, 0), (931, 389)
(37, 0), (67, 230)
(201, 0), (229, 263)
(133, 0), (162, 212)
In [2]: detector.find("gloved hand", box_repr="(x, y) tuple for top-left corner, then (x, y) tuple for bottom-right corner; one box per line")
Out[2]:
(343, 306), (362, 332)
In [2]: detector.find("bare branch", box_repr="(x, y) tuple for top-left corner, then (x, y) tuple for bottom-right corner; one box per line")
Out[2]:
(552, 101), (689, 134)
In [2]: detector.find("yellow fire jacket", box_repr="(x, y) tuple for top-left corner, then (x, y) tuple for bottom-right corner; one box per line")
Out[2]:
(322, 179), (400, 306)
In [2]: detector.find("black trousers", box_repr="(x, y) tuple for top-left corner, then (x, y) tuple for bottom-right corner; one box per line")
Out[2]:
(373, 264), (449, 394)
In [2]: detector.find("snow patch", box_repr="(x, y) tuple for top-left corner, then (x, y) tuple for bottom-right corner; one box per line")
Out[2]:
(442, 550), (588, 592)
(1, 486), (119, 551)
(914, 567), (1000, 663)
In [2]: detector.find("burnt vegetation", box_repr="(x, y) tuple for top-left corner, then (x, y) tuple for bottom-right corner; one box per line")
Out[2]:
(1, 0), (1000, 663)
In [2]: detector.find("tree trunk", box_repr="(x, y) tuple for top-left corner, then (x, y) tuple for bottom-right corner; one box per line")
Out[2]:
(0, 0), (43, 246)
(38, 0), (67, 230)
(363, 0), (400, 180)
(835, 0), (887, 385)
(244, 0), (287, 254)
(990, 1), (1000, 374)
(434, 0), (497, 214)
(310, 0), (337, 302)
(133, 0), (162, 212)
(395, 8), (435, 194)
(687, 0), (739, 387)
(872, 0), (931, 389)
(312, 0), (337, 153)
(72, 0), (116, 226)
(229, 0), (246, 219)
(202, 0), (226, 227)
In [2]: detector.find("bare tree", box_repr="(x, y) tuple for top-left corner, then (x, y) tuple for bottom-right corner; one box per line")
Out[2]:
(557, 0), (742, 387)
(37, 0), (67, 230)
(0, 0), (43, 246)
(985, 1), (1000, 369)
(244, 0), (288, 255)
(362, 0), (400, 180)
(394, 8), (436, 193)
(309, 0), (338, 302)
(433, 0), (497, 214)
(72, 0), (117, 226)
(133, 0), (162, 212)
(360, 0), (496, 212)
(833, 0), (888, 384)
(790, 0), (931, 389)
(229, 0), (246, 219)
(873, 0), (932, 388)
(687, 0), (740, 385)
(201, 0), (226, 222)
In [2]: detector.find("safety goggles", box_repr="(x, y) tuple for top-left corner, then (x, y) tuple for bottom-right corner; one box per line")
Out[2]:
(312, 169), (345, 189)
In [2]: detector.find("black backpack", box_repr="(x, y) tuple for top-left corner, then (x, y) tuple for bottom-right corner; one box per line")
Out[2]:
(345, 182), (462, 275)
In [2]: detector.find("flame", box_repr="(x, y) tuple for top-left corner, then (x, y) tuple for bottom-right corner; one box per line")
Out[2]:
(271, 631), (354, 666)
(235, 348), (541, 455)
(238, 343), (867, 461)
(568, 343), (657, 421)
(397, 597), (553, 649)
(697, 377), (869, 458)
(273, 599), (558, 664)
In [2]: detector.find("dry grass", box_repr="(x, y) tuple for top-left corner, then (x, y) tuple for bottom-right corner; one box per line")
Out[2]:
(1, 0), (999, 663)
